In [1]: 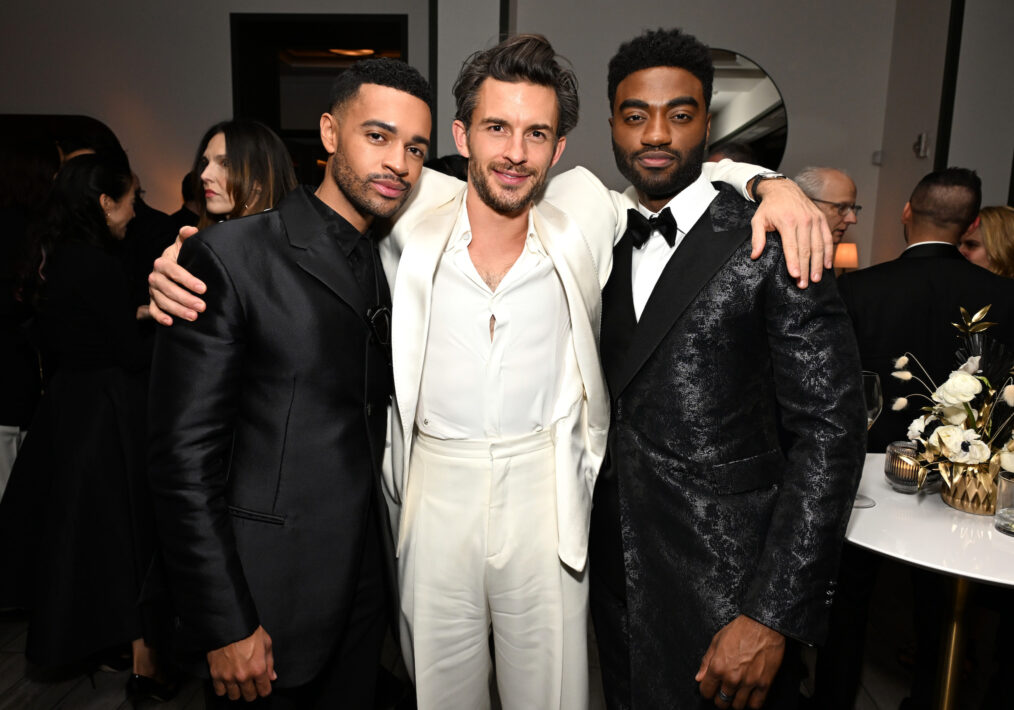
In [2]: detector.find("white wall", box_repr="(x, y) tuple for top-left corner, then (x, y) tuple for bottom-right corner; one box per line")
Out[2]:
(0, 0), (428, 212)
(869, 0), (952, 265)
(513, 0), (898, 267)
(433, 0), (501, 158)
(4, 0), (987, 269)
(949, 0), (1014, 206)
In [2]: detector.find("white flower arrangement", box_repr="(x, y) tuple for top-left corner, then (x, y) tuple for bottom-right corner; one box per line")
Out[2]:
(893, 306), (1014, 492)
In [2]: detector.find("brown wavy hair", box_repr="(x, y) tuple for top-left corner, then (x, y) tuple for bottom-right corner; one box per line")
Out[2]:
(452, 34), (579, 138)
(193, 119), (297, 228)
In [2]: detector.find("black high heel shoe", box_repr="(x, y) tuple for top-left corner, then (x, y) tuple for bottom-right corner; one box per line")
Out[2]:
(126, 673), (180, 704)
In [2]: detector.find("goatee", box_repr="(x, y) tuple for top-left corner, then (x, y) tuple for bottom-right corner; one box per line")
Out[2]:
(469, 159), (548, 216)
(612, 134), (707, 203)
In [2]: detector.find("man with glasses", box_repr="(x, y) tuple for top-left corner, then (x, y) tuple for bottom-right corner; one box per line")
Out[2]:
(794, 166), (861, 245)
(811, 168), (1014, 709)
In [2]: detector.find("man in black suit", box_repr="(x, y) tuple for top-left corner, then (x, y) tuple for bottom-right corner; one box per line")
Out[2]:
(588, 28), (867, 709)
(812, 168), (1014, 710)
(147, 59), (432, 707)
(838, 167), (1014, 451)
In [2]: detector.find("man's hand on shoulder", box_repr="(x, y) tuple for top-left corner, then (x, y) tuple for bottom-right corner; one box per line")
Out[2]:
(148, 226), (207, 325)
(749, 178), (833, 289)
(207, 625), (277, 701)
(695, 614), (785, 709)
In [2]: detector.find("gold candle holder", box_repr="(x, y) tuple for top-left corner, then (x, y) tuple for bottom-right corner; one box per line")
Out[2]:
(885, 441), (921, 493)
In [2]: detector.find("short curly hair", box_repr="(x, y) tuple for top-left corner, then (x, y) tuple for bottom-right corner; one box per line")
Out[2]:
(453, 34), (580, 137)
(329, 58), (432, 114)
(607, 28), (713, 112)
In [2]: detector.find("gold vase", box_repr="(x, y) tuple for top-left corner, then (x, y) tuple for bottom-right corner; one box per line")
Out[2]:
(939, 464), (997, 515)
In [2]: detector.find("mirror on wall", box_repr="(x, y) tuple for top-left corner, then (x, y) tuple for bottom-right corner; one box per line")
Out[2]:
(707, 49), (787, 171)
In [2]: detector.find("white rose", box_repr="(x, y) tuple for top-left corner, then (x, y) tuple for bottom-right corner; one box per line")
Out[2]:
(941, 404), (971, 425)
(932, 425), (965, 454)
(907, 415), (929, 441)
(932, 370), (982, 406)
(1001, 451), (1014, 473)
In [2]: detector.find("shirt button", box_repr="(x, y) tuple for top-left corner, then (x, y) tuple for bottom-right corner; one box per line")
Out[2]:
(423, 418), (430, 426)
(535, 425), (543, 432)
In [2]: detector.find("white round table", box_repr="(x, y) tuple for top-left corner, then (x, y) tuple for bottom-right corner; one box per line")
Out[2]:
(845, 454), (1014, 709)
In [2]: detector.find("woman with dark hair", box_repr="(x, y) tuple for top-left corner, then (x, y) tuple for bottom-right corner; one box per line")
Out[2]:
(193, 119), (297, 227)
(0, 154), (175, 700)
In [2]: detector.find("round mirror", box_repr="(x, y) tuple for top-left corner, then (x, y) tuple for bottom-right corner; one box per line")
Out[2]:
(707, 49), (787, 171)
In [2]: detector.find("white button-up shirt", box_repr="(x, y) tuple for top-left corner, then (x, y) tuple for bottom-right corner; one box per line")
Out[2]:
(416, 199), (575, 440)
(630, 173), (718, 320)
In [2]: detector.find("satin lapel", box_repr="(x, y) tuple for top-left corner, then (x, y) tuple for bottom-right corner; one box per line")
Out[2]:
(533, 204), (608, 423)
(612, 208), (750, 398)
(279, 188), (369, 318)
(391, 191), (463, 449)
(603, 231), (634, 391)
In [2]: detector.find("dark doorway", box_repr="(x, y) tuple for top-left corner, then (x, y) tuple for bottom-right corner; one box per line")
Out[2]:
(230, 13), (409, 186)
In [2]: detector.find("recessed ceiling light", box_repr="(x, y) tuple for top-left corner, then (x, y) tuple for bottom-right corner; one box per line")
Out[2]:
(329, 48), (375, 57)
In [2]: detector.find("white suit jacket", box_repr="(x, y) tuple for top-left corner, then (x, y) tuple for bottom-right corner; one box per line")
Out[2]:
(379, 161), (761, 572)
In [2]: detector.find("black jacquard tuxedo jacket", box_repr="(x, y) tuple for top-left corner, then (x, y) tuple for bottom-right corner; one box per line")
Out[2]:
(595, 185), (867, 707)
(837, 242), (1014, 452)
(148, 187), (391, 686)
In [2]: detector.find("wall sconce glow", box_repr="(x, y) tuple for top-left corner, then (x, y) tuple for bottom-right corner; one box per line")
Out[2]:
(329, 49), (375, 56)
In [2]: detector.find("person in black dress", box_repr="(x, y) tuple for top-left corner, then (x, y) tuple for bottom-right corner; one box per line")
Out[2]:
(0, 154), (174, 700)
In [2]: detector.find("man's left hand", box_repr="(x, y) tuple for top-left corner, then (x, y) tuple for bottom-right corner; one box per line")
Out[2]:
(749, 177), (833, 289)
(695, 614), (785, 709)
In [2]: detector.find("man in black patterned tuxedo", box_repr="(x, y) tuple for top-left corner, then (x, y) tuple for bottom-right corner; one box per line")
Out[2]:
(588, 28), (867, 709)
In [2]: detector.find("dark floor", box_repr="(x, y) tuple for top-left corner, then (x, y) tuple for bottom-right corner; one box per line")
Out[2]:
(0, 611), (204, 709)
(1, 563), (1004, 710)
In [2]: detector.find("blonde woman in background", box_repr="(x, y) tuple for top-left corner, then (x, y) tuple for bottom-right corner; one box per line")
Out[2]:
(959, 205), (1014, 277)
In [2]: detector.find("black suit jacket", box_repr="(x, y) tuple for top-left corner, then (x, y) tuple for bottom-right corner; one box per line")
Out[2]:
(595, 186), (866, 707)
(837, 242), (1014, 452)
(148, 187), (392, 686)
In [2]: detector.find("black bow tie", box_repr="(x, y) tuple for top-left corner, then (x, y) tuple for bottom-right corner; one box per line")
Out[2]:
(627, 207), (678, 249)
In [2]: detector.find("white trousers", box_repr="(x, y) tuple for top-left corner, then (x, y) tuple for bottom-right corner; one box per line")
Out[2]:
(399, 431), (588, 710)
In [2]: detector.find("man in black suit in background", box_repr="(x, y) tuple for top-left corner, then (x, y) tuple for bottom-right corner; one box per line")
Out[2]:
(589, 28), (866, 709)
(813, 168), (1014, 710)
(147, 59), (432, 707)
(838, 167), (1014, 452)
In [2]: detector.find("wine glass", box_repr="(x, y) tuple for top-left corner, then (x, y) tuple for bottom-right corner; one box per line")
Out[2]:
(854, 371), (882, 509)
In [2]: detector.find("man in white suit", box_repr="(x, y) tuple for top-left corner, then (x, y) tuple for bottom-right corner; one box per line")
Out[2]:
(148, 35), (829, 710)
(381, 36), (829, 709)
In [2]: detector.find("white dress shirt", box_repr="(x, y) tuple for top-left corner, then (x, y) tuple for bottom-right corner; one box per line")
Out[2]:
(416, 198), (578, 440)
(630, 173), (719, 320)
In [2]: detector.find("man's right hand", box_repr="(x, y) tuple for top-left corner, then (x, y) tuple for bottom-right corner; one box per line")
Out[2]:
(207, 625), (277, 701)
(148, 226), (206, 325)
